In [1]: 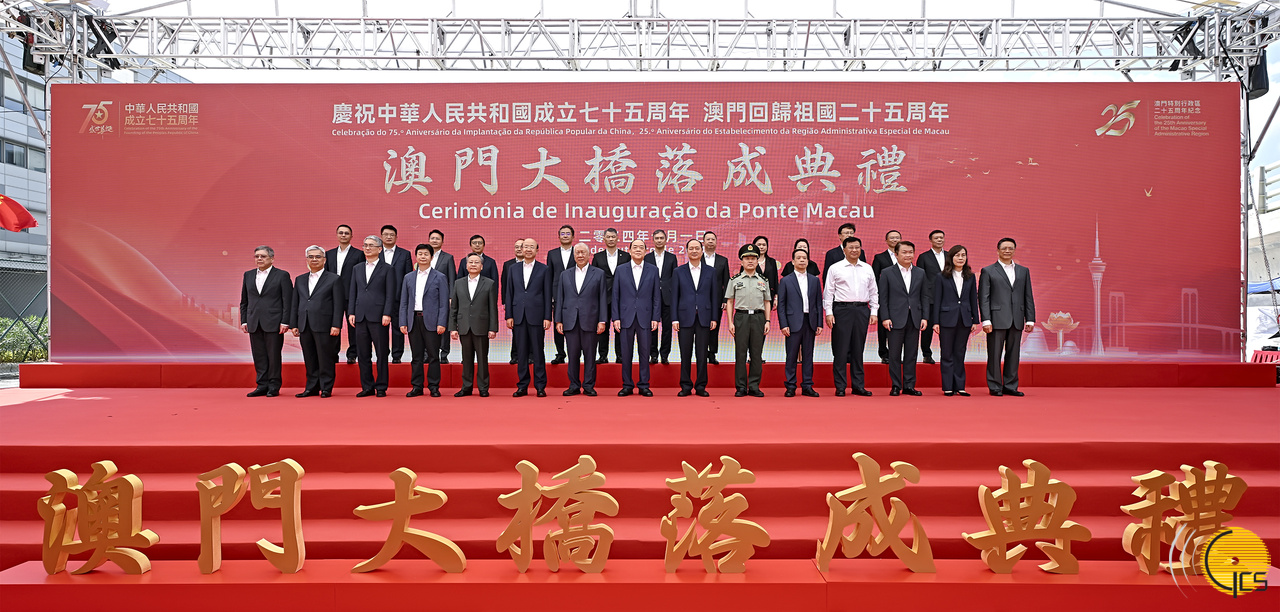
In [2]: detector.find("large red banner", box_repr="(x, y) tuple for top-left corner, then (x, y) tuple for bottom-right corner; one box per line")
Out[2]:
(50, 82), (1240, 362)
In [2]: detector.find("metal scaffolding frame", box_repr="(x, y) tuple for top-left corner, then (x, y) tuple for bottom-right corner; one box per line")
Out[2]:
(1, 2), (1278, 79)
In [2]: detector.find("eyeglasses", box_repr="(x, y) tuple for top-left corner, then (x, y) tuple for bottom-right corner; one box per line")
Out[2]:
(306, 255), (324, 259)
(254, 254), (270, 259)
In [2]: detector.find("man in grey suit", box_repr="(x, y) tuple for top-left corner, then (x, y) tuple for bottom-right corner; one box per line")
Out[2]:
(878, 241), (931, 396)
(290, 245), (344, 398)
(241, 245), (292, 397)
(449, 253), (499, 397)
(427, 229), (457, 364)
(979, 237), (1036, 397)
(556, 243), (608, 396)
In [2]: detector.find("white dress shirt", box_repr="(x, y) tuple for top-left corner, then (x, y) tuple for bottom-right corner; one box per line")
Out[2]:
(559, 247), (574, 270)
(365, 260), (378, 282)
(575, 265), (589, 292)
(255, 267), (272, 293)
(1001, 261), (1017, 286)
(522, 261), (534, 288)
(822, 259), (879, 313)
(899, 264), (913, 290)
(704, 252), (717, 271)
(335, 245), (350, 271)
(414, 269), (432, 311)
(632, 261), (644, 289)
(383, 247), (396, 265)
(652, 250), (666, 277)
(430, 252), (443, 270)
(605, 249), (619, 273)
(467, 274), (480, 299)
(307, 270), (321, 295)
(952, 270), (964, 294)
(932, 248), (945, 272)
(689, 263), (702, 290)
(796, 271), (809, 313)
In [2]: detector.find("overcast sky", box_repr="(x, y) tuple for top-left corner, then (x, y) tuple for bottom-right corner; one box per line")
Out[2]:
(90, 0), (1280, 164)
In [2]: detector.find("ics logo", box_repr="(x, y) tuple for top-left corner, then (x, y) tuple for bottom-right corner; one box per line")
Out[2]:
(1200, 527), (1270, 598)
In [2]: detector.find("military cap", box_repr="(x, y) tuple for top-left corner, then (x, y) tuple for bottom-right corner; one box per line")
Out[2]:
(739, 243), (762, 259)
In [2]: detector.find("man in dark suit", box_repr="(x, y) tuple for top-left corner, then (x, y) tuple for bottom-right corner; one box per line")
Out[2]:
(670, 238), (721, 397)
(645, 229), (677, 365)
(878, 241), (931, 396)
(777, 248), (823, 397)
(871, 229), (902, 364)
(450, 253), (499, 397)
(500, 239), (525, 364)
(290, 246), (344, 398)
(325, 224), (361, 364)
(379, 225), (413, 363)
(547, 224), (577, 365)
(427, 229), (457, 364)
(240, 245), (292, 397)
(591, 228), (624, 364)
(505, 238), (553, 397)
(348, 235), (397, 397)
(613, 239), (662, 397)
(915, 229), (947, 365)
(824, 223), (867, 276)
(399, 244), (450, 398)
(556, 243), (607, 396)
(457, 234), (500, 282)
(979, 237), (1036, 397)
(701, 231), (731, 365)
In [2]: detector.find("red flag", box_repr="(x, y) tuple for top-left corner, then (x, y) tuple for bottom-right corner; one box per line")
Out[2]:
(0, 194), (38, 232)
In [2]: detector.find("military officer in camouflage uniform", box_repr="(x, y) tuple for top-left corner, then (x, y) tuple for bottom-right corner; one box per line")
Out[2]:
(726, 244), (771, 397)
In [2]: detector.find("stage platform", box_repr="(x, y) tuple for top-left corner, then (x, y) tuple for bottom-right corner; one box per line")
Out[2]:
(3, 559), (1275, 611)
(18, 360), (1279, 388)
(1, 385), (1276, 579)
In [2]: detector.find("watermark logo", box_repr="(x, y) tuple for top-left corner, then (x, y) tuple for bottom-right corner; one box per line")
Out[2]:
(1096, 100), (1140, 136)
(1199, 527), (1270, 598)
(79, 101), (114, 135)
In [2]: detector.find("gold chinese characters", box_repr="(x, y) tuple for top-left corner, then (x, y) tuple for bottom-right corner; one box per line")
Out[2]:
(660, 455), (771, 573)
(352, 467), (466, 573)
(817, 453), (934, 572)
(962, 460), (1092, 574)
(497, 455), (619, 573)
(1121, 460), (1248, 575)
(38, 460), (159, 575)
(197, 458), (305, 574)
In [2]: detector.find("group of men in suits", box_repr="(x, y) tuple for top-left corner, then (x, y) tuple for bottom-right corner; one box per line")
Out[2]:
(239, 222), (1035, 398)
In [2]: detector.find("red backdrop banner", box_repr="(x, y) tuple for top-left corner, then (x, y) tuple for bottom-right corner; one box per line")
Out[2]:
(50, 82), (1240, 362)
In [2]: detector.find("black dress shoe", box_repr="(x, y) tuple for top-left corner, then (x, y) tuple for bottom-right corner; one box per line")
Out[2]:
(650, 356), (659, 365)
(564, 388), (581, 396)
(880, 358), (889, 364)
(375, 389), (386, 397)
(247, 388), (268, 397)
(677, 389), (691, 397)
(513, 389), (528, 397)
(356, 389), (376, 397)
(956, 390), (971, 397)
(748, 389), (765, 397)
(890, 387), (901, 396)
(536, 389), (546, 397)
(320, 390), (331, 398)
(455, 390), (472, 397)
(707, 357), (719, 365)
(265, 390), (280, 397)
(802, 388), (820, 397)
(509, 358), (518, 365)
(479, 390), (490, 397)
(639, 388), (653, 397)
(596, 358), (608, 365)
(989, 390), (1003, 396)
(735, 390), (747, 397)
(430, 389), (441, 397)
(440, 357), (450, 364)
(903, 388), (922, 396)
(406, 388), (424, 397)
(584, 389), (597, 397)
(851, 387), (873, 396)
(550, 357), (566, 365)
(296, 391), (317, 398)
(785, 389), (796, 397)
(619, 388), (633, 397)
(834, 389), (846, 397)
(661, 358), (670, 365)
(392, 359), (401, 364)
(922, 357), (936, 365)
(347, 358), (357, 365)
(1005, 390), (1025, 397)
(944, 391), (955, 396)
(695, 389), (710, 397)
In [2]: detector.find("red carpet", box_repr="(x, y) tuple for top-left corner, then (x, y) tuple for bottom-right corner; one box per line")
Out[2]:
(18, 360), (1278, 388)
(1, 386), (1276, 575)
